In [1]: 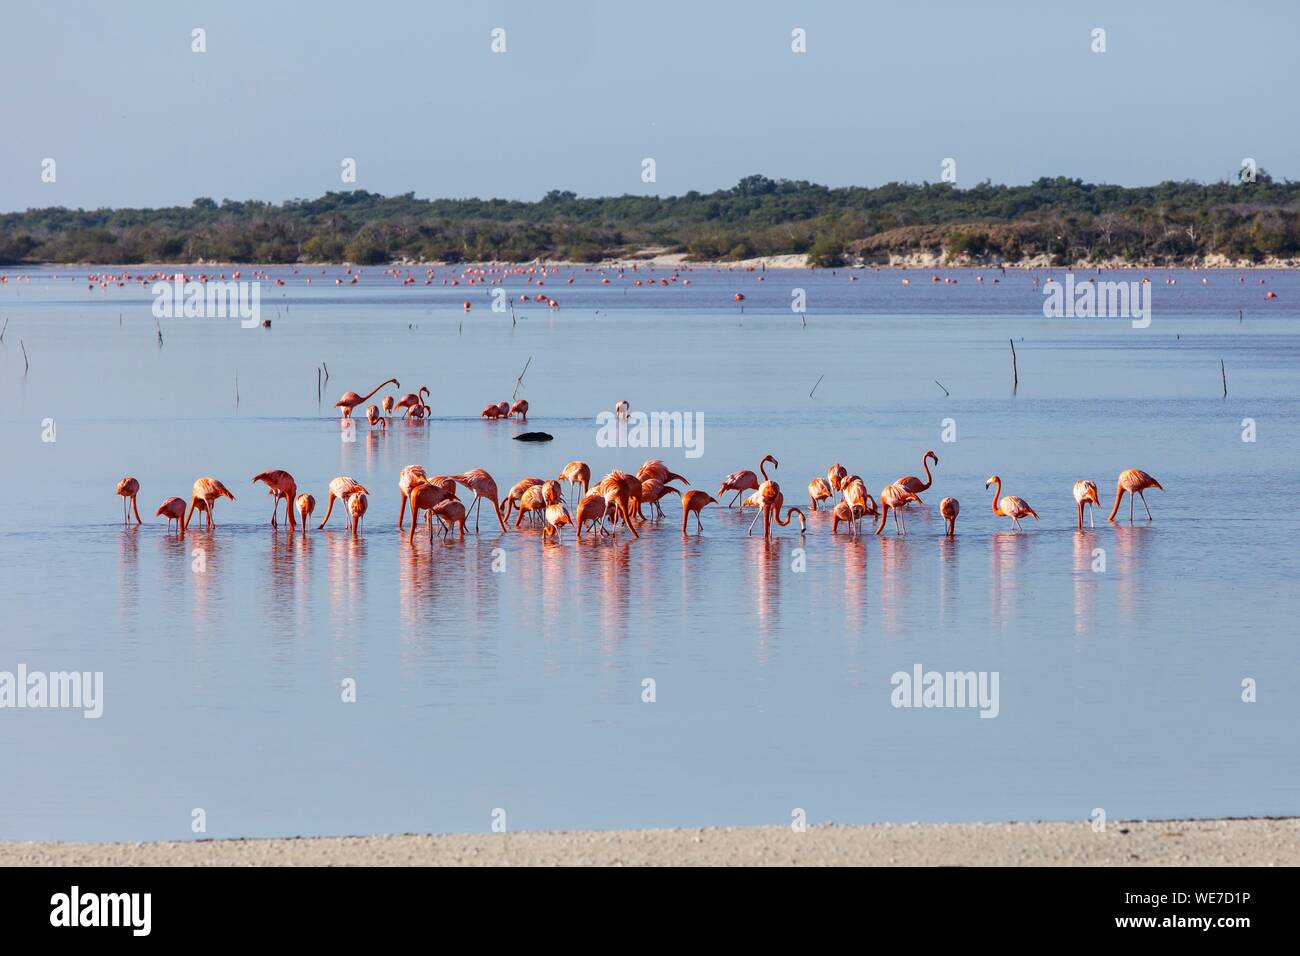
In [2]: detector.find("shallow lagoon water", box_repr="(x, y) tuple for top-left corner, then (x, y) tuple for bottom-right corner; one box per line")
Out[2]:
(1, 264), (1297, 841)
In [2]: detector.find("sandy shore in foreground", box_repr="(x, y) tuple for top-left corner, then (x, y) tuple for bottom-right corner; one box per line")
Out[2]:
(2, 818), (1294, 867)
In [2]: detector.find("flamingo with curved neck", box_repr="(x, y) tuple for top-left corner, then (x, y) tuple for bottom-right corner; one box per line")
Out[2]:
(335, 378), (399, 418)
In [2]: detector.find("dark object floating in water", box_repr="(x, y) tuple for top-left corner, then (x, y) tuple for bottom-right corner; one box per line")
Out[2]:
(260, 319), (271, 328)
(514, 431), (553, 443)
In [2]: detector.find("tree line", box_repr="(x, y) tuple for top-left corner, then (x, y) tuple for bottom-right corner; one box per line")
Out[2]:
(2, 173), (1298, 266)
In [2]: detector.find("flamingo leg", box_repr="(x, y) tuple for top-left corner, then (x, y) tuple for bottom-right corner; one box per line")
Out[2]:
(1130, 495), (1135, 523)
(398, 495), (407, 530)
(727, 490), (740, 507)
(746, 507), (763, 535)
(1140, 491), (1153, 520)
(1089, 506), (1095, 529)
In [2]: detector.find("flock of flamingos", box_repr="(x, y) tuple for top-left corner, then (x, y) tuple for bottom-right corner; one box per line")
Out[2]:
(113, 385), (1166, 543)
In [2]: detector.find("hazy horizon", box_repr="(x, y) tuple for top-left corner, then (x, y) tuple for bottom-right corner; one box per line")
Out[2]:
(2, 0), (1296, 213)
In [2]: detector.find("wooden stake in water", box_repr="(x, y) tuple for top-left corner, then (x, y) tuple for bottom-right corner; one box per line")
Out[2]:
(1009, 339), (1019, 393)
(934, 380), (950, 397)
(1221, 359), (1227, 398)
(317, 367), (322, 404)
(809, 375), (823, 398)
(21, 339), (29, 373)
(0, 317), (8, 342)
(513, 356), (532, 400)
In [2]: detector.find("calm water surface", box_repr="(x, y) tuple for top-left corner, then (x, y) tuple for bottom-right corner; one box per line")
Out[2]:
(1, 264), (1296, 840)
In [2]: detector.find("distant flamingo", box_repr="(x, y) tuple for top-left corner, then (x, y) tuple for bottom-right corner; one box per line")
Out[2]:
(1073, 480), (1100, 529)
(318, 476), (369, 528)
(184, 477), (236, 532)
(1107, 469), (1163, 523)
(155, 496), (185, 532)
(116, 477), (142, 524)
(509, 399), (529, 420)
(940, 497), (960, 537)
(454, 468), (508, 532)
(876, 482), (922, 535)
(382, 395), (395, 421)
(348, 493), (368, 537)
(719, 454), (777, 507)
(808, 477), (832, 511)
(365, 405), (386, 430)
(841, 476), (876, 535)
(252, 469), (297, 528)
(556, 461), (590, 501)
(296, 494), (315, 528)
(481, 403), (505, 419)
(395, 387), (429, 417)
(397, 465), (428, 529)
(335, 378), (399, 418)
(897, 450), (939, 498)
(985, 475), (1038, 531)
(575, 492), (608, 539)
(680, 490), (717, 534)
(614, 399), (630, 420)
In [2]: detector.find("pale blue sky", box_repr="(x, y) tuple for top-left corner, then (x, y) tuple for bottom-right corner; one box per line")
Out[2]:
(1, 0), (1294, 210)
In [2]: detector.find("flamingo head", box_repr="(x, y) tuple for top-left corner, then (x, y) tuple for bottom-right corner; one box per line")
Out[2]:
(926, 450), (939, 465)
(762, 454), (779, 470)
(985, 476), (999, 489)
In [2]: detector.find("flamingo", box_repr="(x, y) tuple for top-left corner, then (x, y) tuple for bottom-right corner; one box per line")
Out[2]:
(395, 387), (429, 417)
(252, 469), (297, 528)
(335, 378), (399, 418)
(407, 481), (455, 542)
(348, 493), (368, 537)
(509, 399), (529, 420)
(296, 493), (316, 529)
(556, 461), (591, 502)
(745, 480), (806, 539)
(842, 476), (875, 535)
(503, 478), (544, 522)
(430, 499), (468, 537)
(897, 450), (939, 498)
(155, 497), (186, 533)
(875, 482), (922, 535)
(318, 476), (369, 528)
(1073, 480), (1100, 529)
(826, 463), (848, 501)
(184, 477), (236, 532)
(680, 490), (717, 534)
(397, 465), (428, 529)
(481, 403), (505, 419)
(593, 471), (641, 538)
(940, 497), (960, 537)
(832, 498), (876, 535)
(985, 475), (1039, 531)
(638, 478), (681, 519)
(637, 459), (690, 486)
(575, 492), (608, 539)
(808, 477), (832, 511)
(453, 468), (508, 532)
(614, 399), (630, 420)
(1107, 469), (1163, 523)
(514, 485), (548, 528)
(365, 405), (386, 430)
(382, 395), (395, 421)
(543, 503), (572, 540)
(116, 477), (142, 524)
(718, 454), (778, 507)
